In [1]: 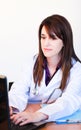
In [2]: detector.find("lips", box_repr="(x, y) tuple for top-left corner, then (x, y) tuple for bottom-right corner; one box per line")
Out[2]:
(44, 48), (52, 51)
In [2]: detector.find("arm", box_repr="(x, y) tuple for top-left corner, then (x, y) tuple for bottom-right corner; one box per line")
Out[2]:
(8, 57), (34, 112)
(37, 62), (81, 122)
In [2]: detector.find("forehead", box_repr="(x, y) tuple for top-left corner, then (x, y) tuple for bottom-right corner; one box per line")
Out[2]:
(41, 26), (48, 35)
(41, 25), (58, 39)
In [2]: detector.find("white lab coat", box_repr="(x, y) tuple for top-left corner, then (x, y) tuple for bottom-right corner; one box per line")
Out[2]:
(9, 56), (81, 122)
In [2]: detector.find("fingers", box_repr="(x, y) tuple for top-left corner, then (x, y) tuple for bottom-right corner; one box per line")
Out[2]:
(10, 112), (29, 125)
(19, 119), (31, 126)
(13, 116), (24, 125)
(10, 111), (47, 126)
(9, 106), (13, 116)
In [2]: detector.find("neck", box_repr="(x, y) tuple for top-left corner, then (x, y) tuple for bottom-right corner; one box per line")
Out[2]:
(47, 56), (61, 68)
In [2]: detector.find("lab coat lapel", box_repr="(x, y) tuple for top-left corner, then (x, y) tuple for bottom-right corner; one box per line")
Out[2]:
(45, 68), (62, 88)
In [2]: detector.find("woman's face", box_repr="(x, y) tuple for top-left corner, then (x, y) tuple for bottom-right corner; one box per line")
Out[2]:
(41, 26), (64, 58)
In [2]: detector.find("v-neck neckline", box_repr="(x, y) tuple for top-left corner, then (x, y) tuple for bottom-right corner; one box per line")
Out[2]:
(44, 60), (61, 86)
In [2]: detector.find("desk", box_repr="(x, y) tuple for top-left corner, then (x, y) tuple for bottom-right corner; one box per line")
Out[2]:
(39, 122), (81, 130)
(26, 104), (81, 130)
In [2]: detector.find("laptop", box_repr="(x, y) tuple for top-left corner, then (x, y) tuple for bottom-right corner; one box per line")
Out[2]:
(0, 75), (11, 130)
(0, 75), (46, 130)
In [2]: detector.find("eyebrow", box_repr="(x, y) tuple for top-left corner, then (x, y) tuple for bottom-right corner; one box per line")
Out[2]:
(41, 34), (47, 37)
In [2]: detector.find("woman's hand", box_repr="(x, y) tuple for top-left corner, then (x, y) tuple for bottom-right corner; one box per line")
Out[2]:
(9, 106), (13, 116)
(9, 106), (19, 114)
(10, 111), (48, 126)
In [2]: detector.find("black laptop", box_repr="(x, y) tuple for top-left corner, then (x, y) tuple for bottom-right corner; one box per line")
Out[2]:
(0, 75), (46, 130)
(0, 75), (11, 130)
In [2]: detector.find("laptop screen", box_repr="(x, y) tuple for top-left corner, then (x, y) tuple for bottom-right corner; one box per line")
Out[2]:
(0, 75), (10, 130)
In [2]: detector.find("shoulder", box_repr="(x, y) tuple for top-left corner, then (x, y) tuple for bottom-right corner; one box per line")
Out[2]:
(22, 54), (38, 70)
(72, 58), (81, 67)
(71, 58), (81, 74)
(33, 54), (38, 60)
(24, 54), (38, 65)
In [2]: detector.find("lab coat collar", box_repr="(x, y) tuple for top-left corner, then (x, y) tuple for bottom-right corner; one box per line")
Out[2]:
(41, 68), (62, 88)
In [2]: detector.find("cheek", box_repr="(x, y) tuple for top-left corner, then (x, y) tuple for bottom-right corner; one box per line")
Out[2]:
(53, 42), (63, 53)
(41, 42), (44, 50)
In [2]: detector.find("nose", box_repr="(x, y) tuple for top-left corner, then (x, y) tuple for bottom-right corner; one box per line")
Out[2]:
(44, 38), (50, 46)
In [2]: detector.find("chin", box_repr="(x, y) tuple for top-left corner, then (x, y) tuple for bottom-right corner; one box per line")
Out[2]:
(44, 54), (52, 58)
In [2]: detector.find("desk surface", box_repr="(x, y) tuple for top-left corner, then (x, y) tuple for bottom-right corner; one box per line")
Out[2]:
(39, 122), (81, 130)
(26, 104), (81, 130)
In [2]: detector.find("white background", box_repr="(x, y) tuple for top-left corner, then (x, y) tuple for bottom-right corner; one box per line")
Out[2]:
(0, 0), (81, 82)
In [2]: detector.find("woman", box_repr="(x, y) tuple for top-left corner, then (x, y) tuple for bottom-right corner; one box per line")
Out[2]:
(9, 14), (81, 126)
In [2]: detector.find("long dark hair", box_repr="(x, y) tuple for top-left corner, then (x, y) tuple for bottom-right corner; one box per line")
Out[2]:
(33, 14), (81, 90)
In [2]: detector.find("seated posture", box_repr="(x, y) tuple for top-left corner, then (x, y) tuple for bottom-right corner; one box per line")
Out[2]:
(9, 14), (81, 126)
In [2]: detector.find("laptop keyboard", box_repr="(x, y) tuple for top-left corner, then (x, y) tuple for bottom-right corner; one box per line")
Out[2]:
(10, 122), (46, 130)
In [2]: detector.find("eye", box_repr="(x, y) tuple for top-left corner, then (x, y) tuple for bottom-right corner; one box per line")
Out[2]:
(41, 35), (46, 39)
(50, 34), (57, 40)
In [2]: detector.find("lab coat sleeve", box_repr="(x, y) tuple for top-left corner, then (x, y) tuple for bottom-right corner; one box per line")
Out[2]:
(8, 56), (34, 112)
(37, 62), (81, 122)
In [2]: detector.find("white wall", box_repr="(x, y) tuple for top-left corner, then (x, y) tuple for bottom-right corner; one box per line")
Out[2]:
(0, 0), (81, 82)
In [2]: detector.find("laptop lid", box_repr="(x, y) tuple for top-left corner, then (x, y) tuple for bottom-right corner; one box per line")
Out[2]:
(0, 75), (11, 130)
